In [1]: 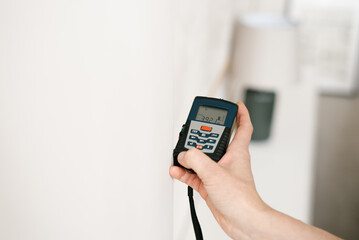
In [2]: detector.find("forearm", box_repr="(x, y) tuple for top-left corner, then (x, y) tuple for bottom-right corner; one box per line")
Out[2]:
(233, 207), (342, 240)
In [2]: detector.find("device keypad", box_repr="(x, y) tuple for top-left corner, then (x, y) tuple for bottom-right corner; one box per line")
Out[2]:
(185, 121), (225, 153)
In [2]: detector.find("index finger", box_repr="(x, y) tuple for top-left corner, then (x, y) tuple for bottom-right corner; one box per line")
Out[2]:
(226, 102), (253, 152)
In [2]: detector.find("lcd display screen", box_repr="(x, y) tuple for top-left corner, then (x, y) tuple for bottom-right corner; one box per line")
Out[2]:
(195, 106), (228, 125)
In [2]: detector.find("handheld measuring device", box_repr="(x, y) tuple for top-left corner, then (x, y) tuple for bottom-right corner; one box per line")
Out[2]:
(173, 96), (238, 240)
(173, 96), (238, 167)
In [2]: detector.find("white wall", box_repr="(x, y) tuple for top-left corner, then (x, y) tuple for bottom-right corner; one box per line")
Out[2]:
(0, 1), (173, 239)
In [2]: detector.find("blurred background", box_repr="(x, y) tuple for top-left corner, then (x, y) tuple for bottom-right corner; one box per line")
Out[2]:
(0, 0), (358, 239)
(173, 0), (359, 239)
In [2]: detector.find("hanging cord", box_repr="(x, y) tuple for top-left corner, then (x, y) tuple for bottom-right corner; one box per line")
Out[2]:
(188, 186), (203, 240)
(189, 40), (231, 240)
(187, 22), (235, 240)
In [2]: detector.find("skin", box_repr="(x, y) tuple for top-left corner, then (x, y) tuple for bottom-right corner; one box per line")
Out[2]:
(169, 102), (342, 240)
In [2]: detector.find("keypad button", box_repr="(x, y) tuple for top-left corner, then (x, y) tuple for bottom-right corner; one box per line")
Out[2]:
(191, 129), (199, 134)
(196, 145), (203, 150)
(201, 126), (212, 132)
(207, 139), (216, 144)
(197, 139), (205, 144)
(210, 133), (219, 138)
(204, 145), (213, 150)
(200, 133), (207, 138)
(187, 141), (196, 147)
(189, 135), (197, 140)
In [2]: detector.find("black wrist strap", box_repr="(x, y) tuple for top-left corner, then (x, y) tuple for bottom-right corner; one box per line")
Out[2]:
(188, 186), (203, 240)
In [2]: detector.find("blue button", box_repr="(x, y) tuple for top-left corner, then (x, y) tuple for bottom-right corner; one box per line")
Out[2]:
(207, 139), (216, 144)
(204, 145), (214, 150)
(187, 141), (196, 147)
(210, 133), (219, 138)
(200, 133), (207, 138)
(197, 139), (206, 144)
(191, 129), (199, 134)
(189, 135), (197, 140)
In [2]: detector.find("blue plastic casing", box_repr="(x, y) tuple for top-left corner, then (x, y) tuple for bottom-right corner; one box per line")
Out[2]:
(187, 97), (238, 127)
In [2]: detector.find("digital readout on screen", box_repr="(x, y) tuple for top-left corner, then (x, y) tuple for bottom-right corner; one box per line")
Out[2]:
(195, 106), (228, 125)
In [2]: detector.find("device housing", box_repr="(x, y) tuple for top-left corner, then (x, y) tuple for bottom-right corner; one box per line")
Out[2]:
(173, 96), (238, 167)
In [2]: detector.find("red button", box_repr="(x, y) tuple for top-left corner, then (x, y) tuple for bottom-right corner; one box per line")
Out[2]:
(196, 145), (203, 150)
(201, 126), (212, 132)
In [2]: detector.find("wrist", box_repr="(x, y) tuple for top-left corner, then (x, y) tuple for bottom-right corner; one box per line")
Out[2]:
(246, 206), (282, 240)
(229, 201), (275, 240)
(248, 205), (279, 240)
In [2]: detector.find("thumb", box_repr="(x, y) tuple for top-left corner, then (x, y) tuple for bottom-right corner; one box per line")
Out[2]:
(178, 148), (222, 183)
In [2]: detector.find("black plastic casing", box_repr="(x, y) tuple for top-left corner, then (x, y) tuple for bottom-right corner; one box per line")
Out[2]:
(173, 96), (238, 169)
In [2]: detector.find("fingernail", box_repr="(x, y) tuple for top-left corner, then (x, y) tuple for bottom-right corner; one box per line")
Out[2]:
(178, 152), (185, 161)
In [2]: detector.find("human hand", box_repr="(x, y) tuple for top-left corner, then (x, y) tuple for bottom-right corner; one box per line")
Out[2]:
(169, 102), (267, 239)
(169, 102), (342, 240)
